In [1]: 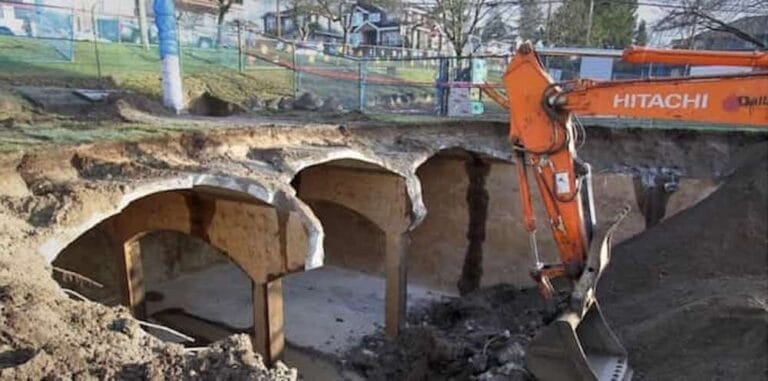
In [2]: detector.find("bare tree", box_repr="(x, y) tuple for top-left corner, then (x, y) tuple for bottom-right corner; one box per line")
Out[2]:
(288, 0), (321, 41)
(655, 0), (767, 49)
(212, 0), (236, 47)
(425, 0), (501, 57)
(315, 0), (357, 53)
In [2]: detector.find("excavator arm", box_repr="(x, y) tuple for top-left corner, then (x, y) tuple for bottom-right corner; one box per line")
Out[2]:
(499, 43), (768, 381)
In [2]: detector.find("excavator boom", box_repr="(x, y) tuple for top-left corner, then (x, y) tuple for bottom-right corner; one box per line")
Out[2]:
(554, 74), (768, 126)
(497, 43), (768, 381)
(622, 46), (768, 68)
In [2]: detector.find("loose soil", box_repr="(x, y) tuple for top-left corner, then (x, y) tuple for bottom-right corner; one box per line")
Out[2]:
(0, 280), (297, 379)
(598, 142), (768, 381)
(343, 143), (767, 381)
(344, 286), (567, 380)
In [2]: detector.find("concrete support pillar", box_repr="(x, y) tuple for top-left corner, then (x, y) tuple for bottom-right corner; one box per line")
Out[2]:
(117, 238), (146, 318)
(252, 279), (285, 365)
(385, 231), (407, 337)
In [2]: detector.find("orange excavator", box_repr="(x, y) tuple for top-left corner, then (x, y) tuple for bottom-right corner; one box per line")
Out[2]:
(483, 44), (767, 380)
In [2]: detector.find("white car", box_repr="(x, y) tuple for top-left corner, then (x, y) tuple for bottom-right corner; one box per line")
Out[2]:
(0, 5), (26, 36)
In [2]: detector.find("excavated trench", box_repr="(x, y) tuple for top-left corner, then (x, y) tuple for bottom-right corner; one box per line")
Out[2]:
(0, 118), (765, 380)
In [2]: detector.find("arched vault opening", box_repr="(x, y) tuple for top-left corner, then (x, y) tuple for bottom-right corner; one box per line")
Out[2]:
(410, 148), (554, 296)
(49, 178), (315, 365)
(290, 158), (413, 345)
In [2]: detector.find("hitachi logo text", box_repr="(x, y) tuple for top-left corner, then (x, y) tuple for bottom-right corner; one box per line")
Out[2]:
(612, 93), (709, 109)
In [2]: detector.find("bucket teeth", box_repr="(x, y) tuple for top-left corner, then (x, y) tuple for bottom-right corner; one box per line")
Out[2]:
(526, 302), (631, 381)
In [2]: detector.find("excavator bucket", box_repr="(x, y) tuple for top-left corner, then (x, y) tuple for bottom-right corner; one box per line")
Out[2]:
(527, 207), (633, 381)
(526, 302), (631, 381)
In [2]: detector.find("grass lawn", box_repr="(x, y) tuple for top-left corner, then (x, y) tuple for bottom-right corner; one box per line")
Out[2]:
(0, 36), (294, 105)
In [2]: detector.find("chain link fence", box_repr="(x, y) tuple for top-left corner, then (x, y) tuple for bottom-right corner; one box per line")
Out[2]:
(0, 1), (695, 118)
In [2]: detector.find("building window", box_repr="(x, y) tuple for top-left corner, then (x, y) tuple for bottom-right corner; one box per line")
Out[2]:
(370, 13), (380, 22)
(352, 12), (363, 27)
(382, 31), (399, 46)
(350, 32), (361, 46)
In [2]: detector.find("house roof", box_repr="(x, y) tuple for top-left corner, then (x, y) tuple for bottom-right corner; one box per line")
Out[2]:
(356, 2), (385, 14)
(262, 10), (294, 18)
(354, 20), (380, 33)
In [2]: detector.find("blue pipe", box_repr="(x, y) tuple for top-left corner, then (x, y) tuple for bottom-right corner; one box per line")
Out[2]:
(153, 0), (179, 59)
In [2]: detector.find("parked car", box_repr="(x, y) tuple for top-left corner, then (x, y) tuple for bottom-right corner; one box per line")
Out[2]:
(0, 5), (26, 36)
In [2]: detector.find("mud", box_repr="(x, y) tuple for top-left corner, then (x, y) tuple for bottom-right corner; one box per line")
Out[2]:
(345, 286), (566, 380)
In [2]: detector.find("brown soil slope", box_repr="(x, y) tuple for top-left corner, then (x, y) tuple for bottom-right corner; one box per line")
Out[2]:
(598, 143), (768, 381)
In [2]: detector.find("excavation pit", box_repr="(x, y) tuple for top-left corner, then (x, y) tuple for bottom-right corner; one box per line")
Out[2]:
(0, 116), (765, 379)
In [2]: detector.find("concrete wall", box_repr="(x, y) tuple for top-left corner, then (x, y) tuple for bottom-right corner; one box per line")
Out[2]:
(305, 200), (386, 275)
(408, 154), (719, 294)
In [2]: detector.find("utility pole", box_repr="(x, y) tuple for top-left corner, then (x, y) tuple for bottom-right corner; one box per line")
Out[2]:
(276, 0), (281, 38)
(687, 1), (702, 49)
(585, 0), (595, 46)
(136, 0), (149, 50)
(545, 1), (552, 45)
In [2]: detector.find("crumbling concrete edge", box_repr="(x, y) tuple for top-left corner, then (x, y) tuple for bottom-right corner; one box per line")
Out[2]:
(280, 148), (429, 231)
(37, 172), (326, 272)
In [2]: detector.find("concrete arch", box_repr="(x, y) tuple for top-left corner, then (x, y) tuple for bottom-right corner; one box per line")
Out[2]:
(41, 173), (327, 365)
(285, 150), (426, 231)
(39, 173), (324, 272)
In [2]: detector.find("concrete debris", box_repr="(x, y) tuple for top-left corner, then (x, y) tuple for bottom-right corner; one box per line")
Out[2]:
(292, 92), (323, 111)
(320, 96), (344, 113)
(247, 96), (265, 111)
(264, 98), (279, 111)
(277, 97), (294, 110)
(344, 285), (565, 380)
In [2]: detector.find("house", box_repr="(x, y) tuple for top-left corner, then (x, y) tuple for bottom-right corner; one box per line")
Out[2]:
(347, 2), (444, 51)
(262, 9), (342, 43)
(673, 15), (768, 51)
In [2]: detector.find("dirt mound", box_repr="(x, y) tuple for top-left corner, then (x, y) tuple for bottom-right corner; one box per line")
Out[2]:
(599, 142), (768, 380)
(344, 285), (566, 380)
(0, 278), (296, 380)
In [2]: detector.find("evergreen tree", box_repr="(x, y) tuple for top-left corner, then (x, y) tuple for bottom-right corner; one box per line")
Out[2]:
(548, 0), (590, 46)
(592, 0), (637, 48)
(634, 19), (648, 46)
(517, 0), (543, 42)
(549, 0), (638, 48)
(482, 11), (512, 42)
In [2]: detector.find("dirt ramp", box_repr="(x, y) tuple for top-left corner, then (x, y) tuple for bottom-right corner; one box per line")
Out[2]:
(599, 143), (768, 380)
